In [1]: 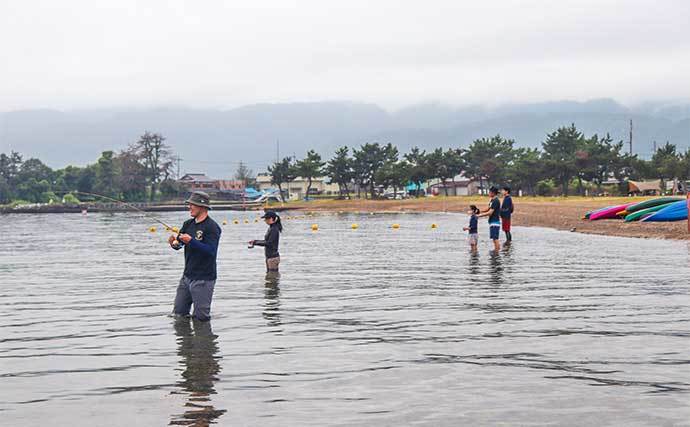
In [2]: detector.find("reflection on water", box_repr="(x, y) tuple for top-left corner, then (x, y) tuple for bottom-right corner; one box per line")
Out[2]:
(170, 319), (225, 426)
(263, 272), (282, 328)
(2, 211), (690, 426)
(468, 250), (481, 276)
(488, 250), (505, 285)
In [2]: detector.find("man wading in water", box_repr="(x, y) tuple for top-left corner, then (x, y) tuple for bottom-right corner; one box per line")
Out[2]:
(168, 191), (222, 321)
(500, 186), (514, 243)
(477, 186), (501, 252)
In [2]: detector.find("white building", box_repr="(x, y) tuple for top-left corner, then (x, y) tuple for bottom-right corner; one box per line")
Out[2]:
(256, 174), (340, 200)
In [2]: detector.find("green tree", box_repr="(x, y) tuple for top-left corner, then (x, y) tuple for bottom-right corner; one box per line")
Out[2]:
(584, 134), (624, 195)
(541, 124), (584, 196)
(404, 147), (430, 197)
(234, 161), (255, 187)
(536, 179), (556, 196)
(324, 146), (354, 199)
(130, 131), (173, 201)
(464, 135), (515, 193)
(680, 149), (690, 182)
(376, 160), (411, 197)
(77, 165), (97, 194)
(0, 151), (24, 201)
(0, 175), (10, 204)
(159, 179), (182, 199)
(14, 158), (55, 202)
(268, 156), (297, 199)
(0, 151), (23, 189)
(295, 150), (325, 198)
(352, 143), (394, 198)
(651, 142), (682, 190)
(445, 148), (466, 186)
(613, 153), (649, 195)
(116, 150), (147, 201)
(506, 148), (544, 195)
(427, 148), (454, 196)
(16, 178), (51, 203)
(17, 158), (53, 184)
(55, 165), (83, 193)
(351, 151), (368, 199)
(95, 151), (117, 197)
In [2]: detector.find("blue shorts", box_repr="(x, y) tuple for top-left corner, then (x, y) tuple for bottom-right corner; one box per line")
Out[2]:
(489, 222), (500, 240)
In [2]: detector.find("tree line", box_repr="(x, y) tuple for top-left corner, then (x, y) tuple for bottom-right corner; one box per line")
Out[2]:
(0, 132), (177, 204)
(2, 124), (690, 205)
(270, 124), (690, 198)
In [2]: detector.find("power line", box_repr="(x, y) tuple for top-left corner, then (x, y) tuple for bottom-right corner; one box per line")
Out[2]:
(180, 158), (269, 165)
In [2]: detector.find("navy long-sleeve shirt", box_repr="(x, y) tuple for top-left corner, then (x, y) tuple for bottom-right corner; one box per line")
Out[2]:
(500, 195), (514, 219)
(468, 214), (478, 234)
(253, 223), (280, 259)
(174, 216), (221, 280)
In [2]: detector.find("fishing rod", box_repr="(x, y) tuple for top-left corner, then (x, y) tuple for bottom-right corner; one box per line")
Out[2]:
(66, 191), (177, 231)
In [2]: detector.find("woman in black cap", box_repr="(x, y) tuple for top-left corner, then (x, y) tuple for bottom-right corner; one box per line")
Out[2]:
(249, 211), (283, 272)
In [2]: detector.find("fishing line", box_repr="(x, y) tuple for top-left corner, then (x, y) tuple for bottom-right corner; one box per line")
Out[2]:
(65, 191), (177, 231)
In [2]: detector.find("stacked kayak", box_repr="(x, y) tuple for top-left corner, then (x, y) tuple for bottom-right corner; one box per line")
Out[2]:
(626, 197), (683, 213)
(623, 197), (684, 222)
(584, 205), (614, 219)
(625, 204), (674, 222)
(584, 207), (608, 220)
(585, 197), (688, 223)
(588, 203), (636, 220)
(642, 200), (689, 222)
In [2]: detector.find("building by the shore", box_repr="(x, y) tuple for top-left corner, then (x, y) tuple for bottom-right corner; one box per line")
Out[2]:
(178, 173), (248, 200)
(426, 174), (481, 196)
(178, 173), (217, 191)
(256, 174), (340, 200)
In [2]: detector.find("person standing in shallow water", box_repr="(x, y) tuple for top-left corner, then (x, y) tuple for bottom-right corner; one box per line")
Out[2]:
(500, 186), (514, 243)
(477, 186), (501, 251)
(249, 211), (282, 272)
(169, 191), (222, 321)
(463, 205), (480, 252)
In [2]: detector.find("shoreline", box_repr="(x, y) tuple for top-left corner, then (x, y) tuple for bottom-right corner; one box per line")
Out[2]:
(0, 202), (265, 214)
(283, 197), (690, 241)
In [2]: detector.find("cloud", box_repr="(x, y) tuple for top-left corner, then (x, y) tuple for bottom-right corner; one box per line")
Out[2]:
(1, 0), (689, 110)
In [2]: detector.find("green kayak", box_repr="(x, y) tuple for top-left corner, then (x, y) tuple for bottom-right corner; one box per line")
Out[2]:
(626, 197), (684, 213)
(625, 202), (677, 222)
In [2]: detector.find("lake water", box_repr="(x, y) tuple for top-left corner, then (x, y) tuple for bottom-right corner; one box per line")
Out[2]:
(1, 210), (690, 426)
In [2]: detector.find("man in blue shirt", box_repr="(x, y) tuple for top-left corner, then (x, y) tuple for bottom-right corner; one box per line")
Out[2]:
(168, 191), (221, 321)
(478, 186), (501, 251)
(500, 186), (514, 242)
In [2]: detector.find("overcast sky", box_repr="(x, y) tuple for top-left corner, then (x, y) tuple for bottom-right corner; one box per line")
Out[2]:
(1, 0), (689, 112)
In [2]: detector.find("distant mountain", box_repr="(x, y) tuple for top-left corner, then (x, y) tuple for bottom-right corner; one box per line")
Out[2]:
(1, 99), (689, 178)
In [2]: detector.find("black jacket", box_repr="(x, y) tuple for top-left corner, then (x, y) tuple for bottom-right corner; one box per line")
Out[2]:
(500, 195), (514, 219)
(175, 216), (221, 280)
(254, 224), (280, 259)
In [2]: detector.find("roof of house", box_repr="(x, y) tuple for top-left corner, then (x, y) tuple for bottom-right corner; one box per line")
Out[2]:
(628, 179), (661, 192)
(179, 173), (214, 183)
(429, 179), (473, 188)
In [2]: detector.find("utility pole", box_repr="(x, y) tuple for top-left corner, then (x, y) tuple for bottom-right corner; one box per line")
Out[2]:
(629, 119), (633, 156)
(276, 139), (280, 164)
(175, 155), (182, 180)
(653, 140), (657, 153)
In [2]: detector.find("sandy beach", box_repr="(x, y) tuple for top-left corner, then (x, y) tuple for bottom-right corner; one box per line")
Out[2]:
(284, 196), (690, 241)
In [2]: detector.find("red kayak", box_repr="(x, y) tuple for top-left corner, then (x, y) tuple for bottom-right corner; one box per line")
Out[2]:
(588, 203), (636, 220)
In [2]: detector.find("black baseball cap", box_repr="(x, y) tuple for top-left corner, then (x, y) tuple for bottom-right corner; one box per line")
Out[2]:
(261, 210), (278, 219)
